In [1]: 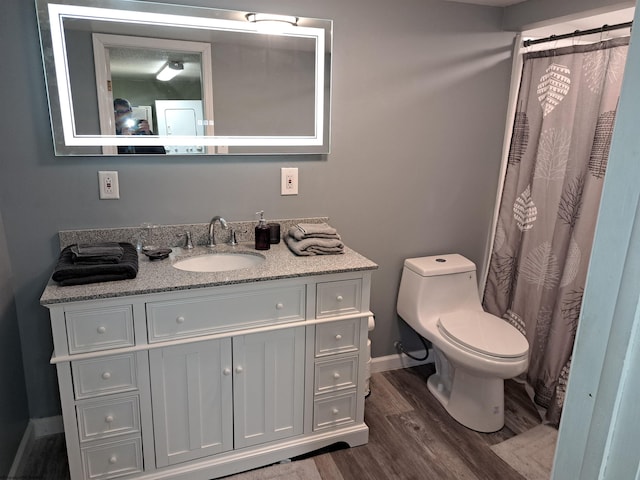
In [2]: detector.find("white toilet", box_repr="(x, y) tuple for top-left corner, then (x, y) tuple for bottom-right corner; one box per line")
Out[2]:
(397, 253), (529, 432)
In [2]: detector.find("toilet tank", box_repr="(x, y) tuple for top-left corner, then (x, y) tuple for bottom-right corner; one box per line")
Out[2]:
(397, 254), (483, 327)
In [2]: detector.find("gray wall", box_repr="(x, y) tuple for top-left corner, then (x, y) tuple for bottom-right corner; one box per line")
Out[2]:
(211, 44), (316, 136)
(2, 0), (514, 419)
(0, 209), (29, 475)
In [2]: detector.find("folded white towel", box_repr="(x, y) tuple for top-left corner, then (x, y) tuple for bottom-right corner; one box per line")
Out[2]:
(284, 234), (344, 256)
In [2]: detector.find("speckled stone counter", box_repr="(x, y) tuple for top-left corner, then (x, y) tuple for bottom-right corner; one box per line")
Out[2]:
(40, 240), (378, 305)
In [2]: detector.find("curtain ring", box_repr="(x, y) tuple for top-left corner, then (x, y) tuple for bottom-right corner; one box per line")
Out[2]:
(550, 34), (558, 55)
(600, 24), (608, 42)
(524, 38), (532, 54)
(572, 30), (581, 46)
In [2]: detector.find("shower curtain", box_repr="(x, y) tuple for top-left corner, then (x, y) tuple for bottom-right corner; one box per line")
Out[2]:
(483, 37), (629, 425)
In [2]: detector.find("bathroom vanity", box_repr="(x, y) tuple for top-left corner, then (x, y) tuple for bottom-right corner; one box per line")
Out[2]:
(41, 240), (376, 480)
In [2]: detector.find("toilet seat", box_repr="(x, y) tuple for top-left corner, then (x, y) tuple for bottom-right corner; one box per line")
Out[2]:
(438, 311), (528, 359)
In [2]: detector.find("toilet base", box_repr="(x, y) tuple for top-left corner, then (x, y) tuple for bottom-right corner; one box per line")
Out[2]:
(427, 370), (504, 433)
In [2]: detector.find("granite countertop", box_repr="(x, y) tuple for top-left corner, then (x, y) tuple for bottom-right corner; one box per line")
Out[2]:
(40, 242), (378, 305)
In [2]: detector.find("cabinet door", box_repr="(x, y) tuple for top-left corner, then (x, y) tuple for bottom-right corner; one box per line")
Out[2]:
(150, 338), (232, 467)
(233, 327), (305, 449)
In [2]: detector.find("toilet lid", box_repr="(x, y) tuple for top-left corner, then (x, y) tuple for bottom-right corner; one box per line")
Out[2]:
(438, 311), (528, 358)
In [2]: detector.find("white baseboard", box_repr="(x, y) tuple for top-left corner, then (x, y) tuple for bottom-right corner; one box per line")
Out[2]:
(8, 421), (34, 479)
(32, 415), (64, 437)
(370, 349), (434, 373)
(8, 416), (65, 478)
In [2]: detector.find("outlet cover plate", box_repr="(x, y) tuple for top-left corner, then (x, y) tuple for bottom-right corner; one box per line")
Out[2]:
(281, 167), (298, 195)
(98, 171), (120, 199)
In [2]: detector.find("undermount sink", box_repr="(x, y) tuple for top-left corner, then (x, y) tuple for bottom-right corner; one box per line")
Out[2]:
(173, 252), (265, 273)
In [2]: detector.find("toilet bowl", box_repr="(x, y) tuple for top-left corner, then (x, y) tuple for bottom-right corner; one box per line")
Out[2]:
(397, 254), (529, 432)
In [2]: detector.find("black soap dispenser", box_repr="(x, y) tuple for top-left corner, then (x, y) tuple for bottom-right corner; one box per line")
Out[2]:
(255, 210), (271, 250)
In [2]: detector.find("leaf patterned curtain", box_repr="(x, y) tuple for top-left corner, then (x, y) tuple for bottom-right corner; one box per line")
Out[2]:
(483, 38), (629, 426)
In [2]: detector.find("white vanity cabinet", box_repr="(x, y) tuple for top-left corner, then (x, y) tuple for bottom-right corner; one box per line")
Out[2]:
(44, 270), (373, 480)
(149, 338), (233, 467)
(231, 327), (306, 448)
(150, 327), (305, 467)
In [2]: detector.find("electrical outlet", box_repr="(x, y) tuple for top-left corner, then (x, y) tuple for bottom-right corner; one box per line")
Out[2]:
(281, 167), (298, 195)
(98, 171), (120, 199)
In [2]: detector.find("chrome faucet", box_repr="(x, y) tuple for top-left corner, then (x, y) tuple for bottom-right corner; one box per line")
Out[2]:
(208, 216), (228, 247)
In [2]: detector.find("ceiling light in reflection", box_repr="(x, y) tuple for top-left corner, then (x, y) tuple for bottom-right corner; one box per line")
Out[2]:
(156, 61), (184, 81)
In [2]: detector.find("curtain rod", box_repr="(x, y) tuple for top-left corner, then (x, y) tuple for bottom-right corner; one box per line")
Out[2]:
(523, 21), (633, 47)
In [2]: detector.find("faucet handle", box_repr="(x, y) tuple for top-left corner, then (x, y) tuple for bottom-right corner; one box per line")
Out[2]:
(176, 231), (194, 249)
(228, 228), (238, 246)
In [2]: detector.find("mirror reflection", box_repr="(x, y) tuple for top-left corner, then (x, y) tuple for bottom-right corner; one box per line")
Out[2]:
(36, 0), (332, 155)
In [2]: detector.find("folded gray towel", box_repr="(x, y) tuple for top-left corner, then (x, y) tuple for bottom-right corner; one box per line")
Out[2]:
(75, 242), (125, 255)
(71, 242), (124, 264)
(285, 234), (344, 256)
(53, 242), (138, 286)
(288, 223), (341, 241)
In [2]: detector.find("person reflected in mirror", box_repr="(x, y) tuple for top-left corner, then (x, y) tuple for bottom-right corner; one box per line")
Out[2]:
(133, 119), (166, 154)
(135, 119), (153, 135)
(113, 98), (165, 154)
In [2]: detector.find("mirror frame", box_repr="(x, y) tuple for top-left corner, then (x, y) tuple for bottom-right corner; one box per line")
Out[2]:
(35, 0), (332, 155)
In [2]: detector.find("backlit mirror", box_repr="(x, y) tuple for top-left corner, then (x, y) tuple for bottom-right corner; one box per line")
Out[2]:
(35, 0), (332, 155)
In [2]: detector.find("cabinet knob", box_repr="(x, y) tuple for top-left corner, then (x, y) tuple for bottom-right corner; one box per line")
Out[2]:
(336, 295), (344, 302)
(223, 368), (231, 376)
(105, 415), (114, 424)
(276, 303), (284, 310)
(101, 371), (112, 380)
(331, 408), (339, 415)
(176, 316), (186, 324)
(108, 455), (118, 465)
(235, 366), (244, 374)
(97, 326), (107, 334)
(335, 334), (342, 341)
(333, 372), (341, 379)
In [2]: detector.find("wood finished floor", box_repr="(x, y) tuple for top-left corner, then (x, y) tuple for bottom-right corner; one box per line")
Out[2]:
(15, 365), (543, 480)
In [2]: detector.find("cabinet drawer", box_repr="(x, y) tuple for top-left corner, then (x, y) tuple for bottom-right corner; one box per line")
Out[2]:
(316, 279), (362, 318)
(315, 319), (361, 357)
(315, 355), (359, 395)
(73, 354), (138, 400)
(77, 396), (140, 442)
(313, 391), (357, 431)
(66, 305), (134, 354)
(81, 437), (142, 480)
(147, 285), (306, 343)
